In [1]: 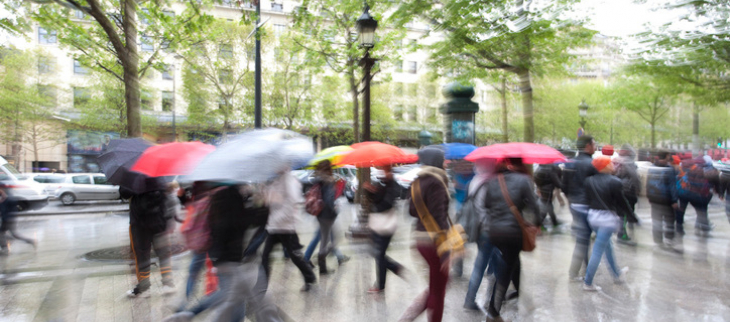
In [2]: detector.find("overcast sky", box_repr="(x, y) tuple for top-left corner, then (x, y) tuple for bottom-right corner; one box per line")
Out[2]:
(579, 0), (681, 37)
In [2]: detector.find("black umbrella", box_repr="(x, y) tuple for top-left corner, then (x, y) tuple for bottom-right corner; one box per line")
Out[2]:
(97, 138), (159, 193)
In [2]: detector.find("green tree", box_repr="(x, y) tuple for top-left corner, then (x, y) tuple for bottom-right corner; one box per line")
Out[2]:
(29, 0), (214, 137)
(395, 0), (595, 142)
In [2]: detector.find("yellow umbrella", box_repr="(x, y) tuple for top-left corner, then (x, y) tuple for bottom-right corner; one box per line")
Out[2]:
(306, 145), (354, 168)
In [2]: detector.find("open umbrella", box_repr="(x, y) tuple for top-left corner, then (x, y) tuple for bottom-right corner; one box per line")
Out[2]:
(337, 141), (415, 167)
(306, 145), (353, 169)
(97, 138), (157, 192)
(465, 142), (566, 164)
(188, 128), (315, 183)
(442, 143), (477, 160)
(131, 141), (215, 177)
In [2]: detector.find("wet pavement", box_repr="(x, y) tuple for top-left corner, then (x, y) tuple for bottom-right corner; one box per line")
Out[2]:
(0, 197), (729, 321)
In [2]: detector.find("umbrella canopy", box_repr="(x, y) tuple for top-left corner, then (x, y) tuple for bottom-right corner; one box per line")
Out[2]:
(97, 138), (156, 192)
(337, 141), (414, 167)
(465, 142), (567, 164)
(188, 128), (315, 183)
(306, 145), (354, 169)
(442, 143), (477, 160)
(131, 141), (215, 177)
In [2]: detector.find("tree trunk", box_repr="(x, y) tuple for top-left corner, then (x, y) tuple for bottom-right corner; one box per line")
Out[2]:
(692, 101), (700, 156)
(501, 76), (508, 143)
(122, 0), (141, 138)
(518, 69), (534, 143)
(349, 69), (359, 143)
(651, 122), (656, 149)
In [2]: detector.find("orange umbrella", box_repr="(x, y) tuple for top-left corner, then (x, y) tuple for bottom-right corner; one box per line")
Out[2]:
(337, 141), (415, 167)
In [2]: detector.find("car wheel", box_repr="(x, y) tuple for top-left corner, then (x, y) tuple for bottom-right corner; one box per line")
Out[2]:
(60, 193), (76, 206)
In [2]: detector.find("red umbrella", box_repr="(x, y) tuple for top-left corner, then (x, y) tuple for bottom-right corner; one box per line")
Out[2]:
(465, 142), (566, 164)
(131, 141), (216, 177)
(337, 141), (414, 167)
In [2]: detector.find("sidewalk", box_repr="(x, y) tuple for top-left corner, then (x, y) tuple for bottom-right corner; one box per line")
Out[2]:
(0, 198), (728, 321)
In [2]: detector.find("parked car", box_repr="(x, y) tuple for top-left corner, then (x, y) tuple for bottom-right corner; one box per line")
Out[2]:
(25, 173), (67, 197)
(55, 173), (121, 205)
(0, 158), (49, 211)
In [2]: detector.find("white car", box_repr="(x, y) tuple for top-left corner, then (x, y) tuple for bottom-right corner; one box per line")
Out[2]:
(55, 173), (121, 205)
(25, 173), (67, 197)
(0, 158), (49, 211)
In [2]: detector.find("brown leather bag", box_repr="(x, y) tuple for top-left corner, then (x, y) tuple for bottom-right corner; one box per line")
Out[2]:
(498, 174), (540, 252)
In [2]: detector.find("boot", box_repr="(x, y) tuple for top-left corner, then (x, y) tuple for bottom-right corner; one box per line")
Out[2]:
(318, 254), (331, 275)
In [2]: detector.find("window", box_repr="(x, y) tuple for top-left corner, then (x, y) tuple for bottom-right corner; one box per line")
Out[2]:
(162, 91), (174, 111)
(162, 64), (173, 80)
(38, 27), (57, 44)
(395, 60), (403, 73)
(141, 90), (152, 110)
(141, 35), (154, 52)
(219, 69), (232, 84)
(73, 87), (90, 107)
(93, 176), (109, 185)
(394, 105), (404, 121)
(271, 3), (283, 12)
(74, 10), (85, 19)
(72, 175), (91, 184)
(273, 24), (287, 36)
(220, 0), (233, 6)
(407, 83), (418, 97)
(38, 85), (57, 106)
(409, 39), (417, 46)
(219, 44), (233, 59)
(408, 105), (418, 122)
(38, 56), (55, 74)
(242, 1), (254, 9)
(407, 61), (417, 74)
(395, 82), (404, 93)
(427, 107), (438, 124)
(73, 59), (89, 75)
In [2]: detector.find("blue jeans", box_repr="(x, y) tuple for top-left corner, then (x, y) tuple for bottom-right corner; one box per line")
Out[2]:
(303, 229), (344, 261)
(584, 226), (620, 286)
(185, 251), (207, 299)
(569, 205), (592, 278)
(464, 232), (500, 306)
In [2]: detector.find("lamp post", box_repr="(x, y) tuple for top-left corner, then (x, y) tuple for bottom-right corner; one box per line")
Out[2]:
(254, 0), (262, 129)
(578, 99), (589, 133)
(349, 2), (378, 238)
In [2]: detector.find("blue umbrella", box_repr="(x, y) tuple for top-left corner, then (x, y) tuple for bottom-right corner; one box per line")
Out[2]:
(442, 143), (477, 160)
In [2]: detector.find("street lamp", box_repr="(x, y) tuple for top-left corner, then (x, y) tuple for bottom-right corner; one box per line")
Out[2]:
(578, 99), (589, 132)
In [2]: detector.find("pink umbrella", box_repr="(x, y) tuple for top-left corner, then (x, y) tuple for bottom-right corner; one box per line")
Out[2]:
(465, 142), (566, 164)
(131, 141), (216, 177)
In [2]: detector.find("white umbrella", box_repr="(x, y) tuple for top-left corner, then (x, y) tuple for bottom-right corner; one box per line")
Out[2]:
(188, 128), (314, 183)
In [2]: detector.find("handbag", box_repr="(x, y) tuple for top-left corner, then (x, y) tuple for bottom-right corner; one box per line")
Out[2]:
(497, 174), (540, 252)
(455, 182), (486, 243)
(587, 178), (621, 231)
(410, 179), (466, 259)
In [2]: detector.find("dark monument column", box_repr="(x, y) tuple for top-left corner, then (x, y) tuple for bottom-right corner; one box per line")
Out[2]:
(441, 82), (479, 144)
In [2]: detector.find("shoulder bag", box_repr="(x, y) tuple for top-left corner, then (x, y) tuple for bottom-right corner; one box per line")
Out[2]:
(498, 174), (540, 252)
(411, 178), (465, 259)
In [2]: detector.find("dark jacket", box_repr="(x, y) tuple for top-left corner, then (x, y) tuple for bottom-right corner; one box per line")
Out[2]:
(313, 178), (338, 220)
(128, 189), (168, 233)
(408, 166), (450, 232)
(646, 164), (678, 205)
(367, 177), (400, 213)
(562, 152), (597, 205)
(534, 164), (562, 200)
(585, 173), (633, 218)
(480, 171), (539, 237)
(207, 186), (250, 265)
(718, 171), (730, 197)
(614, 158), (640, 201)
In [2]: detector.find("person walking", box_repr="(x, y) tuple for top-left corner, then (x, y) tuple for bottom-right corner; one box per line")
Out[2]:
(261, 167), (317, 291)
(645, 150), (680, 251)
(676, 156), (718, 236)
(562, 135), (598, 281)
(0, 184), (37, 254)
(311, 160), (340, 275)
(399, 148), (452, 322)
(365, 164), (404, 293)
(582, 157), (631, 291)
(533, 163), (563, 228)
(613, 144), (641, 245)
(124, 178), (176, 298)
(480, 158), (539, 322)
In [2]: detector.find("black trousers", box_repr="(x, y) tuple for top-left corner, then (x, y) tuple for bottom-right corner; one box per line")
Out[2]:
(371, 232), (402, 290)
(261, 232), (316, 284)
(130, 225), (173, 292)
(487, 234), (522, 318)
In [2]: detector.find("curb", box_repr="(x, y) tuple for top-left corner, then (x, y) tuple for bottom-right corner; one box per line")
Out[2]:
(17, 208), (129, 217)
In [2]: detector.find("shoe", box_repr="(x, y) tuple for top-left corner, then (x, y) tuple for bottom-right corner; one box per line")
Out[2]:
(676, 226), (685, 235)
(582, 283), (601, 292)
(161, 284), (176, 296)
(367, 287), (384, 294)
(463, 301), (480, 310)
(300, 282), (314, 292)
(569, 276), (584, 283)
(126, 288), (150, 298)
(614, 267), (629, 284)
(337, 255), (351, 265)
(506, 290), (519, 300)
(307, 261), (315, 269)
(318, 254), (331, 275)
(486, 315), (505, 322)
(161, 311), (194, 322)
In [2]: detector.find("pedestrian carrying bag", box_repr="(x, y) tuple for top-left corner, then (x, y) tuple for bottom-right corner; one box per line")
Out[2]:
(456, 182), (486, 243)
(411, 179), (466, 259)
(305, 183), (324, 216)
(498, 174), (540, 252)
(181, 187), (224, 252)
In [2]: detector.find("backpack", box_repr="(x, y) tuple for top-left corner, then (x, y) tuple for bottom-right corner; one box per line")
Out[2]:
(181, 187), (224, 252)
(134, 190), (168, 233)
(533, 166), (551, 188)
(304, 183), (324, 216)
(455, 182), (485, 243)
(678, 165), (712, 201)
(646, 168), (672, 204)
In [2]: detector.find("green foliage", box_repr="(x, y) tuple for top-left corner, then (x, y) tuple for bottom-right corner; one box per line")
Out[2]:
(0, 0), (30, 36)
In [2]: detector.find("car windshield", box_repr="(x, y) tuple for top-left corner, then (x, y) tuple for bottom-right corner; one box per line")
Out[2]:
(1, 164), (25, 180)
